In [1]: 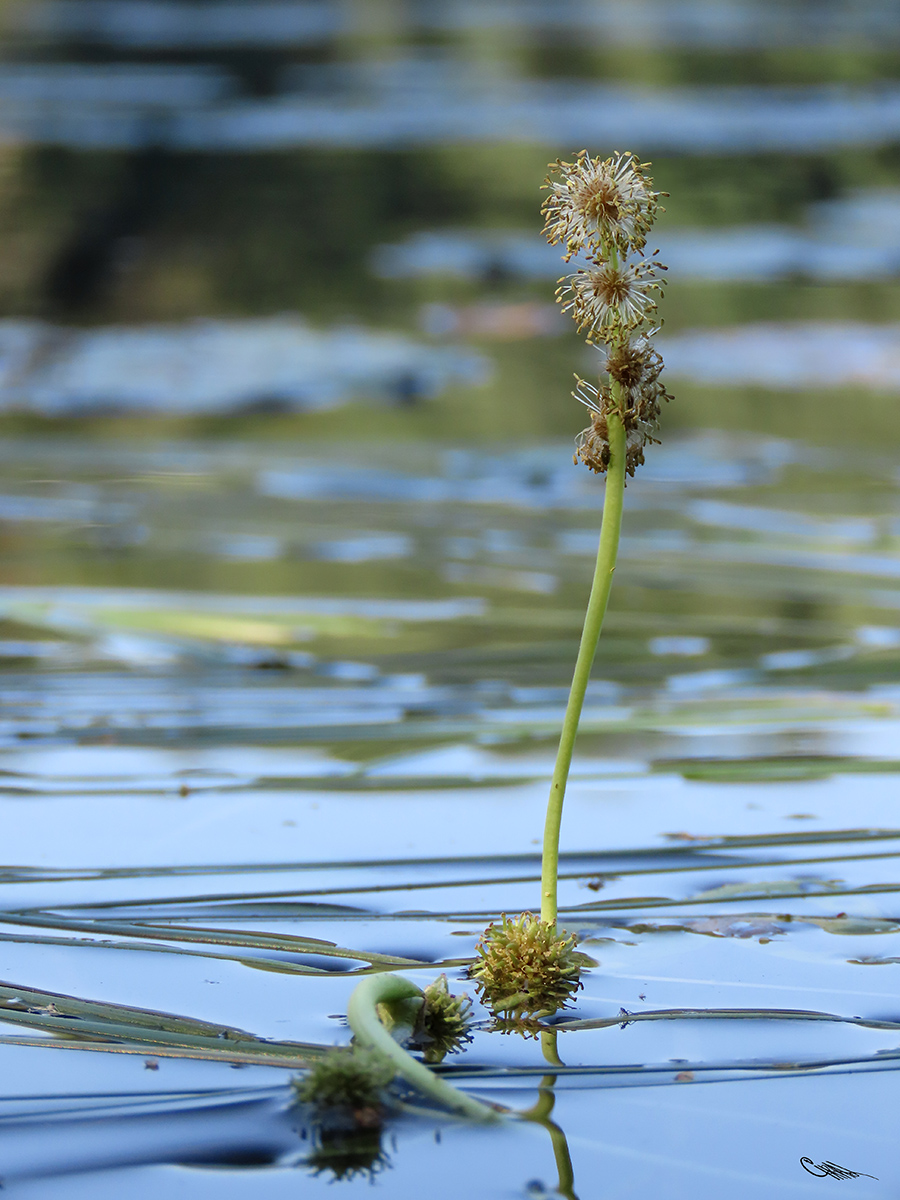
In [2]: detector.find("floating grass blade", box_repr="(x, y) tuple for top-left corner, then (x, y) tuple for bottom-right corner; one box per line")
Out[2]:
(0, 980), (326, 1063)
(0, 912), (429, 971)
(553, 1007), (900, 1032)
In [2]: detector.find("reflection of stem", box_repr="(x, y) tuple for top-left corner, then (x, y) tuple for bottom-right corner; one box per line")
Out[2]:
(541, 406), (626, 926)
(347, 975), (501, 1123)
(521, 1074), (579, 1200)
(521, 1033), (578, 1200)
(541, 1028), (564, 1068)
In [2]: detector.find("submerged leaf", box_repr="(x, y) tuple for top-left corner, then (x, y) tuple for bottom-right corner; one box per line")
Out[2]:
(807, 916), (900, 935)
(654, 756), (900, 783)
(683, 916), (788, 939)
(690, 880), (844, 902)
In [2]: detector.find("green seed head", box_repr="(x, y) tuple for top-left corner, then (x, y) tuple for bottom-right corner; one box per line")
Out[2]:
(414, 973), (474, 1064)
(293, 1045), (394, 1117)
(469, 913), (583, 1019)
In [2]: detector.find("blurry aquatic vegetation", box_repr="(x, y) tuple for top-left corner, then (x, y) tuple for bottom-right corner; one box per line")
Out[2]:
(0, 316), (487, 416)
(374, 190), (900, 285)
(292, 1044), (393, 1123)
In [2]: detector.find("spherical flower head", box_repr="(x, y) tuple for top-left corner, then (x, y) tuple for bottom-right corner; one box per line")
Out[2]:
(542, 150), (663, 260)
(413, 973), (474, 1064)
(605, 332), (662, 392)
(469, 912), (583, 1018)
(558, 259), (665, 338)
(294, 1045), (394, 1120)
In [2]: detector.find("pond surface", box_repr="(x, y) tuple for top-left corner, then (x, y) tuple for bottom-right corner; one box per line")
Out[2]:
(0, 428), (899, 1196)
(2, 0), (900, 1195)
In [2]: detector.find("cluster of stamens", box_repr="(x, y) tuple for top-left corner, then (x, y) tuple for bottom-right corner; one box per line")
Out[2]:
(542, 150), (671, 477)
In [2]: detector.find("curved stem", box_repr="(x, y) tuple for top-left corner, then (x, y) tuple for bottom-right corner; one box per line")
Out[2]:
(541, 408), (627, 925)
(346, 974), (502, 1123)
(540, 1028), (564, 1068)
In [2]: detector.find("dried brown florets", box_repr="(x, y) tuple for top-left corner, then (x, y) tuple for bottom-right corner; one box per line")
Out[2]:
(542, 150), (664, 260)
(575, 406), (648, 477)
(572, 334), (673, 478)
(605, 333), (662, 391)
(469, 913), (582, 1018)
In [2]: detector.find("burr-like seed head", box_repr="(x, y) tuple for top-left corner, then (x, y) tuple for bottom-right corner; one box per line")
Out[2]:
(469, 913), (583, 1020)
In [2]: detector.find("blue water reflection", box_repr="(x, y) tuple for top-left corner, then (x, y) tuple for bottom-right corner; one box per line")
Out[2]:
(6, 73), (900, 152)
(2, 2), (900, 1195)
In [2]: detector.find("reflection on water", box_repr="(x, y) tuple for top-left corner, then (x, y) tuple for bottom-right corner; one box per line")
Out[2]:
(2, 313), (900, 416)
(3, 1), (900, 1196)
(8, 70), (900, 152)
(18, 0), (900, 46)
(374, 190), (900, 284)
(661, 321), (900, 389)
(0, 317), (486, 415)
(20, 0), (341, 47)
(3, 431), (900, 825)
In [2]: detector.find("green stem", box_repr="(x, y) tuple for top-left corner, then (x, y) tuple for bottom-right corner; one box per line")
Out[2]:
(541, 406), (627, 925)
(540, 1028), (564, 1068)
(520, 1075), (579, 1200)
(346, 974), (502, 1123)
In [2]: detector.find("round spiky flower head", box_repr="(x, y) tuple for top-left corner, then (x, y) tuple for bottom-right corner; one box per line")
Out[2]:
(542, 150), (664, 260)
(293, 1045), (394, 1123)
(469, 913), (582, 1019)
(557, 259), (665, 338)
(411, 974), (474, 1064)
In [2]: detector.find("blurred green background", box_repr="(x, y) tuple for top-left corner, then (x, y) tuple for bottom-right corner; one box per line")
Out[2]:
(2, 0), (900, 449)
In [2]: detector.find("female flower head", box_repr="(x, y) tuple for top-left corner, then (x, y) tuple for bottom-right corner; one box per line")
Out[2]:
(542, 150), (664, 260)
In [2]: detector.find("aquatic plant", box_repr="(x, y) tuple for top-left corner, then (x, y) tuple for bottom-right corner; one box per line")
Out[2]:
(476, 151), (670, 1013)
(411, 973), (474, 1063)
(293, 1044), (394, 1125)
(346, 973), (502, 1122)
(336, 154), (669, 1120)
(469, 912), (582, 1019)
